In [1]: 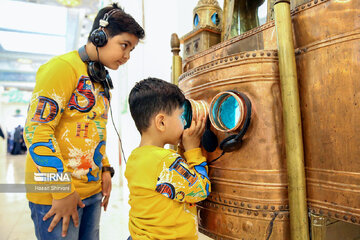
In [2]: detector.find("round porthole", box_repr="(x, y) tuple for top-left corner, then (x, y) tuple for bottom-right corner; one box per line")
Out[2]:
(209, 91), (249, 132)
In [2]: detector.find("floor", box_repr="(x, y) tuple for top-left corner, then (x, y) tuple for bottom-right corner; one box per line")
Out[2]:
(0, 153), (212, 240)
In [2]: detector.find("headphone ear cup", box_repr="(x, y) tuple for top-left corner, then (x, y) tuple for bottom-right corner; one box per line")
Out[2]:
(220, 134), (242, 152)
(201, 118), (218, 152)
(90, 29), (108, 47)
(201, 128), (218, 152)
(88, 61), (106, 83)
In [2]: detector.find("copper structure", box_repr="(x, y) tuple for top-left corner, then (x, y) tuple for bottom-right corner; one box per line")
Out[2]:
(181, 0), (222, 59)
(171, 0), (360, 239)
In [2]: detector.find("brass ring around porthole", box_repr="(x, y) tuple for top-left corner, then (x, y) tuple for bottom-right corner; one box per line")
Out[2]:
(182, 99), (209, 129)
(209, 91), (247, 132)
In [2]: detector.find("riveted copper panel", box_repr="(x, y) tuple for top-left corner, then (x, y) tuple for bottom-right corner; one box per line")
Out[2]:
(179, 50), (290, 239)
(178, 0), (360, 238)
(294, 0), (360, 225)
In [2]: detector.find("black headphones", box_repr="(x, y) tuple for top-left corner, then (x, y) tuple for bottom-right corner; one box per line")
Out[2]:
(78, 45), (113, 100)
(202, 90), (252, 153)
(89, 9), (120, 48)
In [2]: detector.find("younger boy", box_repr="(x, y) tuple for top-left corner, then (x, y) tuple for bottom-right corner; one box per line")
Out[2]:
(126, 77), (211, 239)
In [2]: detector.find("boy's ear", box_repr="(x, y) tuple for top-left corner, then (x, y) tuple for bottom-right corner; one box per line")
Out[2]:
(154, 113), (166, 132)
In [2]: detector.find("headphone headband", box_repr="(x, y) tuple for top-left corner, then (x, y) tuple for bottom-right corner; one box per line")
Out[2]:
(100, 9), (120, 27)
(90, 8), (121, 48)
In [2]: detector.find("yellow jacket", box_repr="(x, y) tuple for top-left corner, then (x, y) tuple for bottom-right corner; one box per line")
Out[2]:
(125, 146), (211, 240)
(24, 50), (110, 205)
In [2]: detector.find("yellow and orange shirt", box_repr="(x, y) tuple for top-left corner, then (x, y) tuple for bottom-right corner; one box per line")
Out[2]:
(125, 146), (211, 240)
(24, 50), (111, 205)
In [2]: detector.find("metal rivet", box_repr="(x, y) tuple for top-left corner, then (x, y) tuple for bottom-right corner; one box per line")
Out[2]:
(229, 201), (232, 204)
(351, 217), (356, 223)
(248, 204), (252, 208)
(246, 53), (250, 57)
(229, 58), (233, 61)
(234, 201), (238, 205)
(256, 205), (260, 209)
(233, 209), (237, 213)
(301, 5), (305, 9)
(279, 206), (284, 210)
(314, 0), (318, 3)
(267, 52), (271, 56)
(224, 59), (228, 62)
(271, 206), (275, 210)
(241, 202), (245, 207)
(307, 3), (311, 6)
(263, 213), (267, 217)
(328, 212), (332, 217)
(220, 60), (223, 63)
(344, 215), (349, 220)
(264, 205), (268, 210)
(224, 200), (227, 203)
(260, 52), (264, 56)
(235, 56), (239, 60)
(254, 212), (259, 216)
(222, 206), (225, 211)
(252, 53), (256, 57)
(335, 213), (340, 218)
(228, 208), (231, 212)
(247, 211), (251, 215)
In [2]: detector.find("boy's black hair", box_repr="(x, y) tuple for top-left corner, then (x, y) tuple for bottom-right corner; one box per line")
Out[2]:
(129, 77), (186, 134)
(88, 3), (145, 42)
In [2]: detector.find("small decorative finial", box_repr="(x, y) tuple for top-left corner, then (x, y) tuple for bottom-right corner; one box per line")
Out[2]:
(171, 33), (180, 56)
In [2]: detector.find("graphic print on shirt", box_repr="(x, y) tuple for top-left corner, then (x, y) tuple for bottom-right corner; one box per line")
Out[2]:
(31, 96), (59, 123)
(29, 139), (64, 172)
(156, 153), (211, 202)
(68, 76), (95, 113)
(65, 136), (105, 181)
(87, 140), (105, 181)
(169, 157), (198, 187)
(76, 122), (89, 138)
(99, 91), (109, 120)
(155, 183), (176, 199)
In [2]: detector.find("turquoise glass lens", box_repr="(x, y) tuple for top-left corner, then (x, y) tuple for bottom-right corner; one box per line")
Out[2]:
(219, 96), (240, 129)
(194, 14), (200, 27)
(211, 12), (219, 25)
(182, 100), (192, 129)
(211, 94), (241, 131)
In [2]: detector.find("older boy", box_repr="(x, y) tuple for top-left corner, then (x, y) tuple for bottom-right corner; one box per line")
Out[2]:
(24, 3), (144, 240)
(126, 78), (211, 239)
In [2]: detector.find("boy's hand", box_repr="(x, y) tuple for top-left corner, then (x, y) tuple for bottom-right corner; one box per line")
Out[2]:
(182, 117), (206, 152)
(101, 171), (112, 211)
(43, 191), (85, 237)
